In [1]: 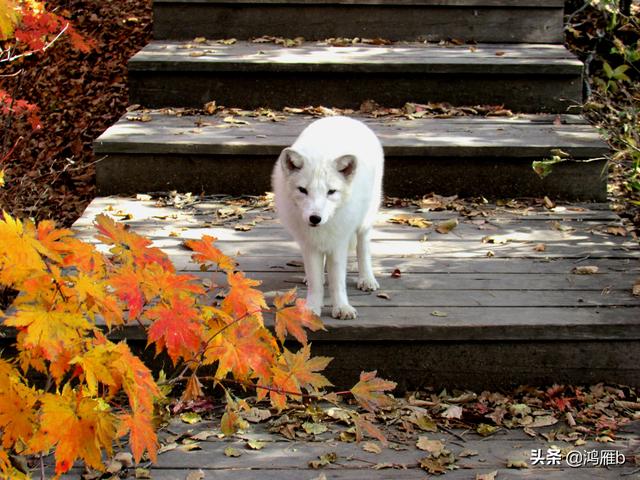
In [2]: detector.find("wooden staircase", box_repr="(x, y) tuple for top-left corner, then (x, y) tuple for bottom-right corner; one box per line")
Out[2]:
(75, 0), (640, 389)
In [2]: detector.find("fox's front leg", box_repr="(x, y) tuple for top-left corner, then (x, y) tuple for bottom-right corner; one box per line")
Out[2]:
(302, 249), (325, 316)
(327, 246), (357, 320)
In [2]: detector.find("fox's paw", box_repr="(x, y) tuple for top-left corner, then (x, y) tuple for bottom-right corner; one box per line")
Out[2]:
(332, 304), (357, 320)
(357, 276), (379, 292)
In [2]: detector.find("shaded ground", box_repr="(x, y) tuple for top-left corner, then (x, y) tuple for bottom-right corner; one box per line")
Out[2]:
(0, 0), (152, 225)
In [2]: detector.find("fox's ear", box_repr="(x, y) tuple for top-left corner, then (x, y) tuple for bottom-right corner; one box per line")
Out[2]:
(335, 154), (356, 178)
(279, 148), (304, 174)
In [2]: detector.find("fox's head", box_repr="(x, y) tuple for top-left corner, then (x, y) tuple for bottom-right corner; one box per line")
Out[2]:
(278, 147), (356, 227)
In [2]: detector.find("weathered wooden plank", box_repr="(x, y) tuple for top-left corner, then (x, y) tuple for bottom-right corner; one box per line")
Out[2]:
(191, 270), (639, 292)
(129, 41), (581, 74)
(95, 113), (608, 159)
(230, 256), (640, 274)
(154, 1), (563, 43)
(58, 467), (635, 479)
(75, 197), (621, 223)
(128, 41), (582, 113)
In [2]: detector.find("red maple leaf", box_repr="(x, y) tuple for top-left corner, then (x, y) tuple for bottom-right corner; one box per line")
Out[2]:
(147, 296), (204, 363)
(350, 371), (397, 413)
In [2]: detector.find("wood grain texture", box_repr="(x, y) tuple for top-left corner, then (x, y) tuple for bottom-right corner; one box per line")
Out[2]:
(153, 2), (563, 43)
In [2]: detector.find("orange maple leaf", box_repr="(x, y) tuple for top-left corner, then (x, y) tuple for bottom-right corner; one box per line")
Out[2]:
(0, 365), (37, 449)
(147, 296), (204, 364)
(184, 235), (236, 272)
(350, 371), (397, 413)
(222, 271), (267, 318)
(94, 214), (172, 270)
(268, 345), (332, 409)
(119, 409), (158, 464)
(110, 343), (161, 414)
(274, 289), (324, 344)
(205, 317), (275, 382)
(29, 389), (117, 474)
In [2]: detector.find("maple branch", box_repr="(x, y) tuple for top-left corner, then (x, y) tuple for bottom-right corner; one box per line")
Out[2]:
(0, 22), (70, 63)
(164, 308), (264, 385)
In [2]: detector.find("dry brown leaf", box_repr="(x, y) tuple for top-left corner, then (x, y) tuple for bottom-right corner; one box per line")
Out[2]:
(441, 404), (463, 419)
(435, 218), (458, 234)
(185, 470), (205, 480)
(391, 268), (401, 278)
(476, 471), (497, 480)
(606, 225), (627, 236)
(533, 243), (546, 252)
(416, 437), (445, 455)
(377, 292), (391, 300)
(633, 280), (640, 297)
(572, 266), (599, 275)
(362, 441), (382, 454)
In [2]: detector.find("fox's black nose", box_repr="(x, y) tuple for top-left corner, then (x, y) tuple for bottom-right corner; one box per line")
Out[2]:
(309, 215), (322, 225)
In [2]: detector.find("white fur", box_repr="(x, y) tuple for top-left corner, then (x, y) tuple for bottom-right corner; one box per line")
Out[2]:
(272, 116), (384, 319)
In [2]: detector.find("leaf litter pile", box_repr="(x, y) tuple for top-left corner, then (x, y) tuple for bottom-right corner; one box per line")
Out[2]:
(113, 382), (639, 478)
(0, 0), (153, 226)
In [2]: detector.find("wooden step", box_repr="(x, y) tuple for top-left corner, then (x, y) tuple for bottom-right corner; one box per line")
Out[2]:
(128, 41), (584, 113)
(62, 196), (640, 389)
(153, 0), (565, 43)
(94, 112), (609, 200)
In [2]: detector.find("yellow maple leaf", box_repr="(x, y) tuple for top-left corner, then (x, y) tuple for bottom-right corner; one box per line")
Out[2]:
(5, 306), (94, 362)
(0, 0), (19, 40)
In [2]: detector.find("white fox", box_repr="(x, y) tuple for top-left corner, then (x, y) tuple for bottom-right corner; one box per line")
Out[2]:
(272, 116), (384, 319)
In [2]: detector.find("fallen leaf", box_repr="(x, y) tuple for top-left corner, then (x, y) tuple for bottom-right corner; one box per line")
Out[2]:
(247, 439), (266, 450)
(105, 459), (123, 474)
(435, 218), (459, 234)
(185, 469), (205, 480)
(244, 407), (272, 423)
(234, 224), (253, 231)
(114, 452), (134, 468)
(633, 279), (640, 297)
(459, 449), (479, 458)
(135, 468), (151, 479)
(224, 447), (242, 457)
(506, 459), (528, 469)
(303, 422), (328, 435)
(534, 243), (546, 252)
(543, 196), (555, 209)
(442, 405), (463, 419)
(391, 268), (401, 278)
(180, 412), (202, 424)
(178, 443), (202, 452)
(476, 471), (497, 480)
(431, 310), (448, 317)
(571, 266), (599, 275)
(377, 292), (391, 300)
(476, 424), (499, 437)
(528, 415), (558, 428)
(191, 430), (216, 441)
(223, 116), (249, 125)
(309, 452), (337, 469)
(362, 441), (382, 454)
(606, 226), (627, 236)
(388, 215), (432, 229)
(420, 456), (448, 474)
(416, 437), (445, 455)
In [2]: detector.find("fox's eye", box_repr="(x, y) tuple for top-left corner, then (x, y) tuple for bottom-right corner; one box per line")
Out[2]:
(328, 189), (337, 195)
(298, 187), (308, 195)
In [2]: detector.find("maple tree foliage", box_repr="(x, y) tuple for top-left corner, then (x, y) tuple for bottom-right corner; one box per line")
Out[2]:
(0, 212), (396, 477)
